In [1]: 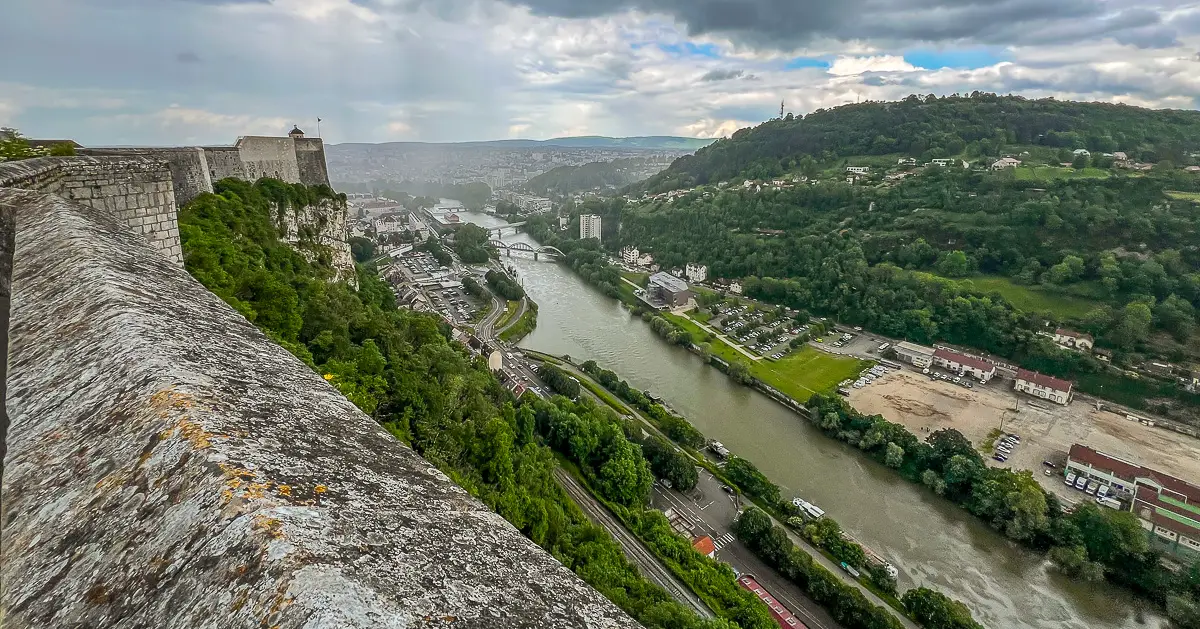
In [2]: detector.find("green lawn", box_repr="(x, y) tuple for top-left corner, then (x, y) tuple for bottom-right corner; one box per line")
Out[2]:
(690, 308), (713, 323)
(962, 275), (1100, 318)
(1011, 166), (1110, 181)
(495, 300), (521, 330)
(664, 313), (868, 402)
(621, 271), (648, 287)
(753, 347), (871, 402)
(1167, 190), (1200, 203)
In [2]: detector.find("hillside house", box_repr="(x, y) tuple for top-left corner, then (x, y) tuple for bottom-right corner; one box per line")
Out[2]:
(1015, 369), (1072, 405)
(1053, 328), (1094, 352)
(990, 157), (1022, 170)
(685, 263), (708, 284)
(845, 166), (871, 175)
(932, 347), (996, 382)
(1073, 148), (1091, 157)
(729, 280), (743, 295)
(931, 158), (969, 169)
(621, 246), (639, 265)
(374, 212), (408, 235)
(897, 157), (917, 166)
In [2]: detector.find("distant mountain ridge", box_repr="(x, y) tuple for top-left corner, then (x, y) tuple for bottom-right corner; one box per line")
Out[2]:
(332, 136), (715, 150)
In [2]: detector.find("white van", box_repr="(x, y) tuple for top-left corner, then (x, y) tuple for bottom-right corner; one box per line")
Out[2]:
(1096, 485), (1110, 499)
(1074, 477), (1087, 490)
(1065, 472), (1077, 485)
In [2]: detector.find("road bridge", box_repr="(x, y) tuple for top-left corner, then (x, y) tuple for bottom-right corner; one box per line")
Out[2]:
(488, 239), (562, 261)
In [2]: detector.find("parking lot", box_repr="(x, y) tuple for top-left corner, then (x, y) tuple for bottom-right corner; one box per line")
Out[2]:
(707, 303), (810, 360)
(392, 252), (486, 325)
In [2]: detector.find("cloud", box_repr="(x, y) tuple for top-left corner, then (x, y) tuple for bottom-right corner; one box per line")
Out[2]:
(0, 0), (1198, 146)
(700, 68), (745, 81)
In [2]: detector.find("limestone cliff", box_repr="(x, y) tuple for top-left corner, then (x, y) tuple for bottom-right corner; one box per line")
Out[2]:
(275, 197), (357, 287)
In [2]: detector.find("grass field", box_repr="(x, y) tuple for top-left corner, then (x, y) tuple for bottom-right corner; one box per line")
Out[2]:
(495, 300), (521, 330)
(664, 313), (868, 402)
(963, 275), (1100, 318)
(1011, 166), (1110, 181)
(621, 271), (648, 287)
(753, 347), (871, 402)
(1167, 190), (1200, 203)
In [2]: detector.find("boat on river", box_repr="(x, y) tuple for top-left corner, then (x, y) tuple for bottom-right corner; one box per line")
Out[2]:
(792, 497), (825, 519)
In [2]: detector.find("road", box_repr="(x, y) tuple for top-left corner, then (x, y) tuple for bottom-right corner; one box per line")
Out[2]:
(475, 293), (507, 339)
(553, 468), (715, 619)
(494, 296), (528, 337)
(530, 353), (918, 629)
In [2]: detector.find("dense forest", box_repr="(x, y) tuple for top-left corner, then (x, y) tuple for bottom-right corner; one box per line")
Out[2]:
(178, 178), (758, 629)
(524, 157), (672, 195)
(639, 94), (1200, 192)
(616, 162), (1200, 421)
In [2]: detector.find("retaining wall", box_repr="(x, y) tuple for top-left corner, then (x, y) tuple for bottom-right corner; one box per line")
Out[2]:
(0, 187), (638, 628)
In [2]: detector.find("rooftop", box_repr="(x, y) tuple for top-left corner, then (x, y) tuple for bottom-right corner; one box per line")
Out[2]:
(648, 271), (689, 293)
(1016, 368), (1073, 392)
(933, 347), (995, 373)
(895, 341), (934, 356)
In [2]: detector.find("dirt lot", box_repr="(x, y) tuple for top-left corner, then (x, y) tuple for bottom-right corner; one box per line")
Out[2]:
(849, 369), (1200, 504)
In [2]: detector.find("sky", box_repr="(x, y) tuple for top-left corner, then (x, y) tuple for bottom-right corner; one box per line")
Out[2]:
(2, 0), (1199, 145)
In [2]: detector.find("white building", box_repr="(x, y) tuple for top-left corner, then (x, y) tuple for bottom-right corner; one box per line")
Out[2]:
(1053, 328), (1094, 352)
(846, 166), (871, 175)
(931, 158), (969, 169)
(990, 157), (1022, 170)
(580, 214), (603, 241)
(685, 263), (708, 283)
(894, 341), (935, 368)
(558, 216), (569, 230)
(897, 157), (917, 166)
(1015, 369), (1072, 405)
(729, 281), (743, 295)
(637, 253), (655, 267)
(622, 246), (640, 265)
(1073, 148), (1091, 156)
(932, 348), (996, 382)
(374, 212), (408, 235)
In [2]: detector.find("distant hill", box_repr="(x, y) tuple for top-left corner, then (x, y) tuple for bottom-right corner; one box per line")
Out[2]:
(638, 94), (1200, 191)
(524, 157), (675, 195)
(331, 136), (715, 151)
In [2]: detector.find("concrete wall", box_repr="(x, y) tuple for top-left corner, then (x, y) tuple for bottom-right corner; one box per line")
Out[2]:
(294, 137), (329, 187)
(0, 156), (182, 264)
(237, 136), (301, 184)
(0, 187), (638, 629)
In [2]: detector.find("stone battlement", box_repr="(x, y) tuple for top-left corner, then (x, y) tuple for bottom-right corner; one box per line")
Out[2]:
(0, 185), (637, 626)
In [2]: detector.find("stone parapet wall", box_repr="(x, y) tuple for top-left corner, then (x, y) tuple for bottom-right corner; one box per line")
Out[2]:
(0, 156), (182, 264)
(0, 188), (639, 629)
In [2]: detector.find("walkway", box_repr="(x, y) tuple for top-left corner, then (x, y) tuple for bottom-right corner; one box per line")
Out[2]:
(684, 314), (763, 362)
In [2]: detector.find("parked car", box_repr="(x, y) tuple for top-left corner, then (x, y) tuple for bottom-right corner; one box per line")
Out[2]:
(1065, 472), (1077, 485)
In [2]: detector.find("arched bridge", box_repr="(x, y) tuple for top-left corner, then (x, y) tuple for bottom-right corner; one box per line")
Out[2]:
(488, 239), (563, 261)
(487, 222), (526, 237)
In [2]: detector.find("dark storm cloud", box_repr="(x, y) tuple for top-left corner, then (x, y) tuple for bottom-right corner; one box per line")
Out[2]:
(495, 0), (1178, 49)
(700, 68), (744, 81)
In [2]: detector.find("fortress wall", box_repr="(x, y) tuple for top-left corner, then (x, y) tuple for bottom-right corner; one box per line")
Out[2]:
(0, 156), (182, 264)
(294, 137), (330, 187)
(236, 136), (301, 183)
(81, 146), (213, 207)
(0, 187), (638, 629)
(204, 146), (246, 182)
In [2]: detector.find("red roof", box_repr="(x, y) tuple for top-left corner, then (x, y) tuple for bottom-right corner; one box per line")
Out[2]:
(1069, 444), (1140, 482)
(737, 575), (805, 629)
(932, 348), (995, 373)
(692, 535), (716, 556)
(1016, 368), (1072, 392)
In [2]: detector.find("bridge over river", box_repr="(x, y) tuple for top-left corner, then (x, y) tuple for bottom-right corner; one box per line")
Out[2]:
(488, 239), (562, 261)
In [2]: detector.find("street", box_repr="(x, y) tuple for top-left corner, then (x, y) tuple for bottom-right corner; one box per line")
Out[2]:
(652, 469), (845, 629)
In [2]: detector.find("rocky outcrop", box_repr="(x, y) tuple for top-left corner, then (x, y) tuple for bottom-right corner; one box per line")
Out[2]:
(0, 187), (639, 629)
(274, 197), (357, 286)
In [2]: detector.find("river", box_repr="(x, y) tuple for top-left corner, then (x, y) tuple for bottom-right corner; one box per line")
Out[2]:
(448, 206), (1163, 629)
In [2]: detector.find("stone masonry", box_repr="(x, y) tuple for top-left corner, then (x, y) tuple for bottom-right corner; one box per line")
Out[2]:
(0, 187), (640, 628)
(0, 156), (182, 263)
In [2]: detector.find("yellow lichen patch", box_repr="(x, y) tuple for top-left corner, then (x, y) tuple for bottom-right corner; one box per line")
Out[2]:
(252, 514), (284, 540)
(313, 485), (327, 494)
(243, 481), (273, 500)
(276, 485), (292, 497)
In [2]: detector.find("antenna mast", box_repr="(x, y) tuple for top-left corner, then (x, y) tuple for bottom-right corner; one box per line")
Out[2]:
(780, 100), (785, 120)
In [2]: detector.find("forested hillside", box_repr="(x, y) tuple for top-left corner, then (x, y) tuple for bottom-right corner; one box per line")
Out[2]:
(640, 94), (1200, 192)
(525, 158), (670, 195)
(178, 178), (762, 629)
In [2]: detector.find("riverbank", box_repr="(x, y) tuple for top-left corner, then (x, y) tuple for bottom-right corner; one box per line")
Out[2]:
(523, 349), (924, 629)
(458, 208), (1163, 629)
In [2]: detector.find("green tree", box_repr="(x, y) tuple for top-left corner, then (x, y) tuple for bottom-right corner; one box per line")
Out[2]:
(901, 587), (983, 629)
(885, 442), (905, 468)
(935, 250), (971, 278)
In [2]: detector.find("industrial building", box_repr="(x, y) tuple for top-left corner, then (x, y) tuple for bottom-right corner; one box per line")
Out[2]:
(932, 347), (996, 382)
(893, 341), (935, 368)
(647, 272), (692, 308)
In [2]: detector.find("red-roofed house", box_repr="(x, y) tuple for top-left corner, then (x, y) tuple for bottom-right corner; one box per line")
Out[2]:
(691, 535), (716, 558)
(1053, 328), (1094, 352)
(1067, 444), (1200, 560)
(932, 348), (996, 382)
(1015, 368), (1072, 405)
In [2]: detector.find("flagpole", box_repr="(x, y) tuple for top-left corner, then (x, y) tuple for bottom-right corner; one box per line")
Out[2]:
(317, 117), (322, 138)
